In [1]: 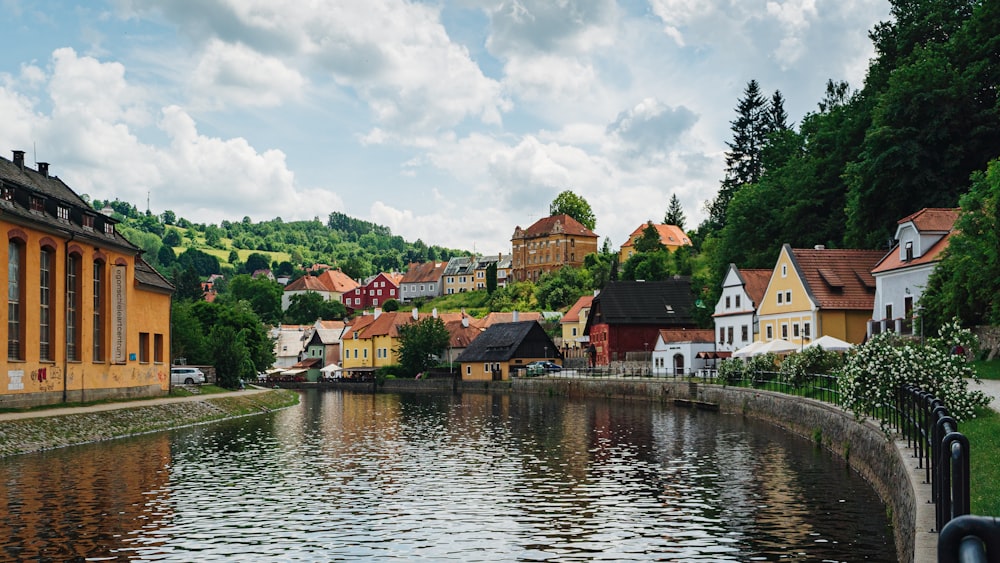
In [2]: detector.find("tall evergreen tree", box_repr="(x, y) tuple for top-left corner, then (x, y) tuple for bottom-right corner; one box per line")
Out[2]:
(707, 79), (769, 230)
(664, 194), (686, 229)
(766, 90), (789, 133)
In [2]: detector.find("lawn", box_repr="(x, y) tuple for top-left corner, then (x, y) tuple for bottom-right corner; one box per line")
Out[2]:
(958, 407), (1000, 516)
(973, 359), (1000, 380)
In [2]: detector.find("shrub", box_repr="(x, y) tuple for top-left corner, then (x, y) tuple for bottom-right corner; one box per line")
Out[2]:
(778, 346), (843, 387)
(839, 320), (988, 430)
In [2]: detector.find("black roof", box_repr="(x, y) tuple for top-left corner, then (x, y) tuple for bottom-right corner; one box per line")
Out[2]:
(0, 153), (138, 253)
(456, 320), (558, 363)
(586, 279), (696, 329)
(134, 255), (175, 294)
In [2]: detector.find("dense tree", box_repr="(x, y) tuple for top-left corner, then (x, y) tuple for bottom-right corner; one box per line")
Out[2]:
(664, 194), (686, 229)
(172, 265), (204, 302)
(170, 301), (209, 364)
(921, 159), (1000, 329)
(487, 281), (538, 312)
(549, 190), (597, 231)
(162, 228), (182, 247)
(486, 262), (498, 295)
(583, 252), (613, 290)
(535, 266), (590, 310)
(382, 299), (400, 312)
(157, 245), (176, 268)
(633, 222), (665, 253)
(621, 250), (672, 282)
(161, 209), (176, 225)
(396, 317), (451, 377)
(177, 248), (221, 277)
(243, 252), (271, 274)
(222, 274), (283, 325)
(210, 325), (256, 389)
(283, 292), (346, 324)
(766, 90), (790, 133)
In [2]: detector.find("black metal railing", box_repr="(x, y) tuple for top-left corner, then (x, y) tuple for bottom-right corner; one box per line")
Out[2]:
(896, 385), (971, 534)
(937, 515), (1000, 562)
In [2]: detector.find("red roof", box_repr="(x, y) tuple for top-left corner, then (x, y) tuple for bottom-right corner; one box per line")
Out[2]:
(561, 294), (595, 324)
(621, 223), (691, 249)
(470, 312), (543, 329)
(898, 207), (959, 232)
(518, 214), (597, 238)
(739, 269), (772, 307)
(789, 247), (886, 310)
(401, 261), (447, 284)
(317, 269), (360, 293)
(284, 275), (330, 292)
(657, 328), (714, 344)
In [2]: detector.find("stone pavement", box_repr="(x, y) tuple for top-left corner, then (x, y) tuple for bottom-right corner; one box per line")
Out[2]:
(0, 386), (270, 422)
(967, 378), (1000, 413)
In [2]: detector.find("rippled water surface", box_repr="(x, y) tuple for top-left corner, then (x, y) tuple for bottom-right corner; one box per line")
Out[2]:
(0, 390), (896, 561)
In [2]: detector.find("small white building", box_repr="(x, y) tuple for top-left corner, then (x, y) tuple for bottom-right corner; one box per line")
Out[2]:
(651, 329), (716, 376)
(870, 208), (958, 337)
(712, 264), (772, 352)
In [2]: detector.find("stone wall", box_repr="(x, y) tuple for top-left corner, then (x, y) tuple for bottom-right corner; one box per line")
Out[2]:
(511, 378), (915, 562)
(974, 325), (1000, 360)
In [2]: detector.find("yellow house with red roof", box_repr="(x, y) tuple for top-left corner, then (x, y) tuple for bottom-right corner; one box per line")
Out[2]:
(619, 223), (691, 263)
(560, 293), (595, 349)
(757, 244), (885, 347)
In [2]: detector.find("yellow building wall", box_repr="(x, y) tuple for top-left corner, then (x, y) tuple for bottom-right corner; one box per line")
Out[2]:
(372, 334), (400, 367)
(1, 221), (171, 407)
(819, 310), (870, 345)
(461, 361), (510, 382)
(341, 337), (375, 369)
(756, 249), (814, 345)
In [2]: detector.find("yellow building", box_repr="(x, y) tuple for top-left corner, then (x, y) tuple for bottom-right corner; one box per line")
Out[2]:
(756, 244), (885, 347)
(1, 151), (174, 409)
(618, 223), (691, 263)
(560, 293), (595, 349)
(511, 214), (598, 282)
(456, 320), (560, 381)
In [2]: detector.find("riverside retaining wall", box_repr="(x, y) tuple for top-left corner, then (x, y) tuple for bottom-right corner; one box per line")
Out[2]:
(510, 378), (915, 563)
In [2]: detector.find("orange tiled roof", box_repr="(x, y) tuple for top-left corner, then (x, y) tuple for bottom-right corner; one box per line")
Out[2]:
(342, 314), (378, 340)
(518, 214), (597, 238)
(401, 261), (447, 284)
(789, 246), (886, 310)
(444, 319), (483, 347)
(739, 269), (772, 307)
(317, 269), (360, 293)
(873, 231), (954, 274)
(561, 295), (594, 324)
(621, 223), (691, 249)
(470, 311), (543, 329)
(284, 275), (331, 292)
(898, 207), (959, 232)
(658, 328), (714, 344)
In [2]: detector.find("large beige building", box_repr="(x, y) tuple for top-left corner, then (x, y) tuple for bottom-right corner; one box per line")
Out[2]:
(511, 214), (598, 282)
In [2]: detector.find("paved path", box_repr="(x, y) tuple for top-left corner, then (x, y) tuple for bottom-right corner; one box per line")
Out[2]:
(0, 387), (270, 422)
(968, 378), (1000, 413)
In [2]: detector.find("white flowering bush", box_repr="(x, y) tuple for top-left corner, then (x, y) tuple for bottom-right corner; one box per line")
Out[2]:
(778, 346), (844, 388)
(717, 358), (744, 385)
(747, 353), (779, 385)
(839, 320), (988, 430)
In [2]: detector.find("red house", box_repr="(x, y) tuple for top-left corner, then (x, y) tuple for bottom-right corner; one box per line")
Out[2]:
(342, 272), (404, 312)
(584, 279), (697, 365)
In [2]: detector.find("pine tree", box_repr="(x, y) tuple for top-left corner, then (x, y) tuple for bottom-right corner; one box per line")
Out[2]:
(664, 194), (686, 229)
(708, 80), (769, 230)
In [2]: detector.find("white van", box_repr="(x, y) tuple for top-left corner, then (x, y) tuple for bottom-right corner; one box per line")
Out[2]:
(171, 367), (206, 385)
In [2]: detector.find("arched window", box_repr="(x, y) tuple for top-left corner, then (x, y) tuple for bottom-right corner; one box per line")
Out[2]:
(66, 251), (82, 361)
(93, 259), (106, 362)
(7, 238), (25, 360)
(39, 245), (55, 361)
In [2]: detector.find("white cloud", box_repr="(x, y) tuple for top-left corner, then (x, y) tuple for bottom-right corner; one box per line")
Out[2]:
(189, 39), (306, 109)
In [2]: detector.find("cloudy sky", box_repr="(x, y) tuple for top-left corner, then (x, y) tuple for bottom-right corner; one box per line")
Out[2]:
(1, 0), (889, 255)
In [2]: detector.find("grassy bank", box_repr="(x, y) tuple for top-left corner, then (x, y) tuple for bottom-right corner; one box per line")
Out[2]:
(0, 389), (299, 457)
(959, 407), (1000, 515)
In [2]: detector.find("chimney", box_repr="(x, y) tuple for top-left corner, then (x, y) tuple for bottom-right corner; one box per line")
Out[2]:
(462, 316), (469, 328)
(12, 150), (25, 170)
(374, 307), (382, 319)
(37, 162), (49, 178)
(412, 307), (419, 320)
(814, 244), (825, 250)
(432, 308), (438, 319)
(513, 310), (519, 323)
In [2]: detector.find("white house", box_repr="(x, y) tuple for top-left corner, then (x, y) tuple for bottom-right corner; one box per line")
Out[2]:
(870, 208), (958, 337)
(712, 264), (772, 353)
(651, 329), (715, 376)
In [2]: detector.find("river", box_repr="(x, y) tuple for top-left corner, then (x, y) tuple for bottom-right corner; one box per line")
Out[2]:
(0, 389), (896, 561)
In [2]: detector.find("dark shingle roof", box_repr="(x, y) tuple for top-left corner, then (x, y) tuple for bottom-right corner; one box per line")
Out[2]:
(134, 256), (175, 294)
(456, 321), (551, 363)
(587, 279), (696, 327)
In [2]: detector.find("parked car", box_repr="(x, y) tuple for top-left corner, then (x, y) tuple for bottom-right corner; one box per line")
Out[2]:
(171, 367), (206, 385)
(525, 361), (562, 376)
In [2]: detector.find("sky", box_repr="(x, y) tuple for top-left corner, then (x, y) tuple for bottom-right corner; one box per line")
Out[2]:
(0, 0), (890, 256)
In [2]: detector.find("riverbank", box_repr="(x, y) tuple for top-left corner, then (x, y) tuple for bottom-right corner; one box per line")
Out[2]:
(0, 387), (299, 457)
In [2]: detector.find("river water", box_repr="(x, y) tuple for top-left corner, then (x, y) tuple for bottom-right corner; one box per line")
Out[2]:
(0, 390), (896, 562)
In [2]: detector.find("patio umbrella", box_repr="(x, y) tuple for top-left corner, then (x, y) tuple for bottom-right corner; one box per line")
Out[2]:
(320, 363), (343, 374)
(803, 335), (854, 352)
(733, 341), (763, 358)
(754, 339), (798, 356)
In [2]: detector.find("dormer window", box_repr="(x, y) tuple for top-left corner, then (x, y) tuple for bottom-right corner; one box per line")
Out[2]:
(1, 186), (13, 201)
(103, 222), (114, 236)
(82, 215), (95, 231)
(57, 206), (70, 221)
(904, 241), (913, 261)
(30, 196), (44, 213)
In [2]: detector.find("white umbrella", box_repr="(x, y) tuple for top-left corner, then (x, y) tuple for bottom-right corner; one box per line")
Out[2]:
(803, 335), (854, 352)
(733, 341), (764, 358)
(320, 363), (342, 374)
(754, 339), (798, 356)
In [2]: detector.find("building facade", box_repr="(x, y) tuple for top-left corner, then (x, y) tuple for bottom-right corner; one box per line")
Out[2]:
(510, 214), (598, 282)
(1, 151), (174, 408)
(712, 264), (771, 353)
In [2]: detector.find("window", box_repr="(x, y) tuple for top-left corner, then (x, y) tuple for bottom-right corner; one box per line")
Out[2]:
(736, 295), (741, 308)
(777, 292), (783, 304)
(484, 363), (491, 372)
(139, 332), (150, 363)
(1, 186), (13, 201)
(741, 325), (748, 342)
(66, 254), (81, 361)
(363, 349), (368, 359)
(103, 222), (114, 236)
(93, 261), (104, 361)
(466, 365), (472, 375)
(766, 325), (774, 340)
(904, 241), (913, 261)
(39, 247), (53, 361)
(725, 296), (731, 309)
(727, 326), (733, 344)
(781, 324), (788, 339)
(803, 323), (811, 338)
(57, 206), (70, 221)
(781, 264), (787, 277)
(785, 290), (792, 303)
(572, 328), (578, 337)
(718, 327), (725, 344)
(30, 196), (44, 212)
(793, 324), (800, 338)
(82, 215), (94, 230)
(885, 304), (893, 320)
(8, 239), (24, 360)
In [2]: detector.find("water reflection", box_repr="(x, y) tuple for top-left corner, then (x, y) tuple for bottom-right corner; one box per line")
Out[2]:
(0, 390), (895, 561)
